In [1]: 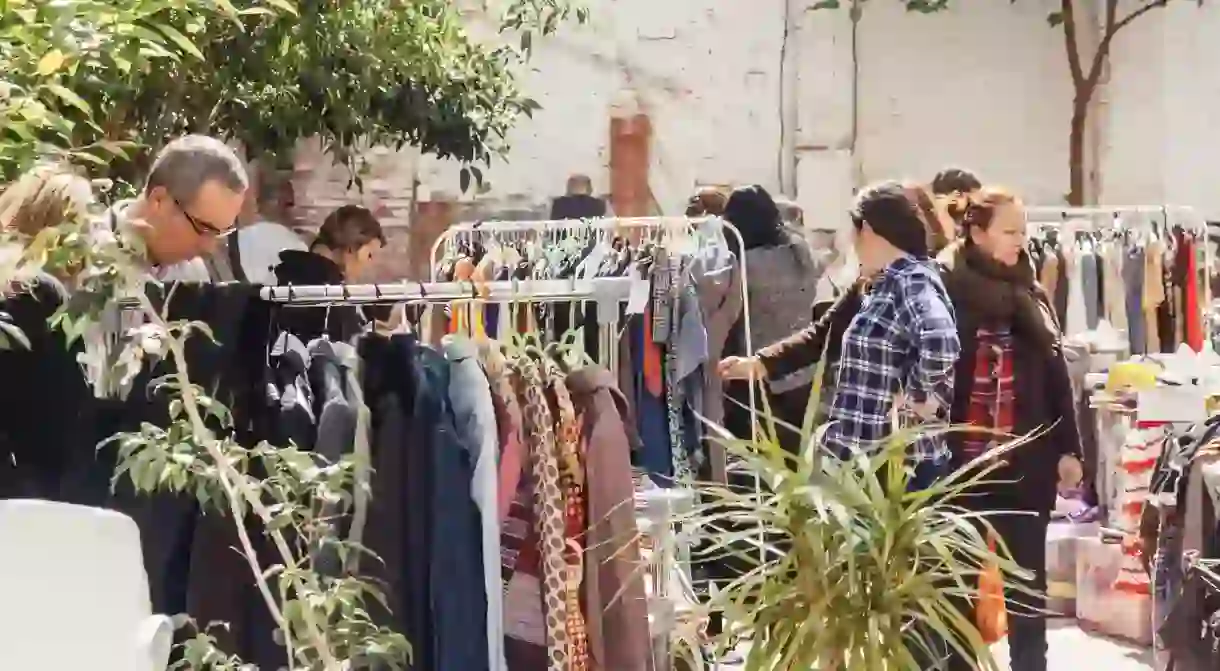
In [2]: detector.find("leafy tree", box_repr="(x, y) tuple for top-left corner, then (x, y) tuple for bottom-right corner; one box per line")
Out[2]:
(0, 0), (241, 176)
(4, 0), (585, 188)
(816, 0), (1198, 205)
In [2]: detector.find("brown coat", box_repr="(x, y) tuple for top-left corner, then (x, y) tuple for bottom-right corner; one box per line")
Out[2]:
(566, 367), (653, 671)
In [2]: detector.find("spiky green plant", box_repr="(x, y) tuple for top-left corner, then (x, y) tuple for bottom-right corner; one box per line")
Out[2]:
(673, 365), (1038, 671)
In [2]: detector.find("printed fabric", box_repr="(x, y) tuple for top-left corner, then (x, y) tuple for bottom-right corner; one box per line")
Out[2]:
(516, 361), (570, 671)
(961, 328), (1016, 460)
(823, 256), (960, 463)
(549, 378), (591, 671)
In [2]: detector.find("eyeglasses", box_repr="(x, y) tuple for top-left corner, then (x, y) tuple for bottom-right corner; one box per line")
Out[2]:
(173, 196), (233, 238)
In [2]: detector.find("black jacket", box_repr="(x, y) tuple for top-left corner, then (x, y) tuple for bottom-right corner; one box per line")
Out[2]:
(939, 250), (1081, 513)
(273, 250), (365, 343)
(0, 274), (95, 498)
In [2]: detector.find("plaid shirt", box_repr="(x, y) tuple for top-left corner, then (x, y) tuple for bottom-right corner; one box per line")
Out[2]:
(962, 328), (1016, 460)
(823, 256), (960, 463)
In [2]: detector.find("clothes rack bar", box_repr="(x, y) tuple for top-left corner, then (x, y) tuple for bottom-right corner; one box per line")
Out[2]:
(1026, 204), (1207, 234)
(428, 214), (754, 355)
(257, 277), (635, 305)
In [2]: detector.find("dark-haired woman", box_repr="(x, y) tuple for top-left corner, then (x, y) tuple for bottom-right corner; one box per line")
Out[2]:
(938, 188), (1082, 671)
(715, 184), (823, 451)
(273, 204), (386, 343)
(718, 182), (955, 446)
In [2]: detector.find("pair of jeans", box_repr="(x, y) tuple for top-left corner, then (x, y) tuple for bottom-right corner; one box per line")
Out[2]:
(947, 510), (1050, 671)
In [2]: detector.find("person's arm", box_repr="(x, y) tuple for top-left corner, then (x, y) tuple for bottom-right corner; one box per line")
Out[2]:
(1047, 343), (1083, 459)
(899, 282), (960, 419)
(756, 283), (863, 380)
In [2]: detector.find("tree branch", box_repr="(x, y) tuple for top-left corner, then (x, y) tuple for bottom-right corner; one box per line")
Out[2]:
(1061, 0), (1085, 88)
(1085, 0), (1170, 99)
(1083, 0), (1120, 97)
(1113, 0), (1171, 35)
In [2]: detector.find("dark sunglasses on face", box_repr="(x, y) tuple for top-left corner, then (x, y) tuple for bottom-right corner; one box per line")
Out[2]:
(173, 195), (232, 238)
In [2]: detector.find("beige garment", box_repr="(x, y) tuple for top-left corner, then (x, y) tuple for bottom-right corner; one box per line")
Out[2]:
(1143, 242), (1165, 353)
(1040, 249), (1060, 306)
(1102, 240), (1128, 336)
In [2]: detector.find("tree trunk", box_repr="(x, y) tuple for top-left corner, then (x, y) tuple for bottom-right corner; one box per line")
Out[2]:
(1067, 99), (1088, 206)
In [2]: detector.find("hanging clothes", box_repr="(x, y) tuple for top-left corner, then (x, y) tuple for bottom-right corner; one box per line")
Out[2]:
(1065, 242), (1088, 338)
(548, 376), (590, 671)
(1145, 240), (1167, 354)
(1102, 239), (1129, 336)
(1124, 245), (1147, 354)
(1039, 250), (1061, 322)
(1081, 241), (1101, 330)
(514, 360), (569, 671)
(443, 337), (505, 671)
(566, 367), (654, 671)
(1185, 234), (1204, 351)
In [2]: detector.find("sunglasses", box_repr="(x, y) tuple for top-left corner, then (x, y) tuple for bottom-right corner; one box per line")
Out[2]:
(173, 195), (233, 238)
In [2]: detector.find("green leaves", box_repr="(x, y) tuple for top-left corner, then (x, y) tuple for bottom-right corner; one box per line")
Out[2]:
(0, 0), (239, 177)
(678, 381), (1030, 670)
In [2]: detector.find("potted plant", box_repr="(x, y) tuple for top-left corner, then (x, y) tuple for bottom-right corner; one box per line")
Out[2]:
(672, 384), (1033, 671)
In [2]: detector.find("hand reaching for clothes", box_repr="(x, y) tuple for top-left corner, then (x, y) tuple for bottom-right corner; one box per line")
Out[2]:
(717, 356), (765, 381)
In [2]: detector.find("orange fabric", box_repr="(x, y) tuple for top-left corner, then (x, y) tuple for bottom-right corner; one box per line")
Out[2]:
(976, 532), (1008, 644)
(1186, 238), (1203, 351)
(642, 308), (663, 396)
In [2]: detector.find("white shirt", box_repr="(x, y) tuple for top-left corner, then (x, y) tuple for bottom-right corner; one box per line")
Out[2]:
(235, 220), (308, 284)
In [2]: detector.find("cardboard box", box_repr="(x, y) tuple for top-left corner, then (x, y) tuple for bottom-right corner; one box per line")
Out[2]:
(1046, 522), (1098, 616)
(1075, 536), (1152, 645)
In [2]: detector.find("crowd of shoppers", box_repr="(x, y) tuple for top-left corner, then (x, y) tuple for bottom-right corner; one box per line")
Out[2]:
(0, 135), (1080, 670)
(716, 171), (1081, 671)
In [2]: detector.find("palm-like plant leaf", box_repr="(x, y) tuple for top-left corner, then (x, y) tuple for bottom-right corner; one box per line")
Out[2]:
(674, 367), (1040, 670)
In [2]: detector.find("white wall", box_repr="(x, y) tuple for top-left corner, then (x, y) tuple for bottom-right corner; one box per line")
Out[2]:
(318, 0), (1220, 235)
(853, 0), (1073, 204)
(416, 0), (786, 214)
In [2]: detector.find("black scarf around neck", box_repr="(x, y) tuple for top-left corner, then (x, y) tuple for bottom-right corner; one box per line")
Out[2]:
(939, 241), (1057, 352)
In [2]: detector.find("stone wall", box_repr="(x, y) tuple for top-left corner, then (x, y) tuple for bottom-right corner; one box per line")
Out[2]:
(276, 0), (1220, 284)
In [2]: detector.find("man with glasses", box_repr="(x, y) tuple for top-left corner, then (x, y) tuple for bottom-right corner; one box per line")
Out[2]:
(101, 134), (249, 282)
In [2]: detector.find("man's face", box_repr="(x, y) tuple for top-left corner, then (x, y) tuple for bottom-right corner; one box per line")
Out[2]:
(145, 180), (245, 265)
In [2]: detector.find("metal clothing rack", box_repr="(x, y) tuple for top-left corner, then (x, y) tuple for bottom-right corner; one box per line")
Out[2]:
(1025, 203), (1213, 314)
(429, 214), (757, 412)
(258, 277), (635, 305)
(1025, 204), (1208, 234)
(429, 215), (761, 669)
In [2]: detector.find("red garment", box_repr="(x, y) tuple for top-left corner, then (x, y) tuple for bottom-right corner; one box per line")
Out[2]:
(642, 308), (663, 396)
(488, 371), (527, 521)
(1185, 236), (1203, 351)
(962, 329), (1016, 459)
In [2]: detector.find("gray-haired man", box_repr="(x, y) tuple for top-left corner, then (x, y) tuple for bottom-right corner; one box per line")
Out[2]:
(84, 135), (249, 398)
(103, 134), (248, 282)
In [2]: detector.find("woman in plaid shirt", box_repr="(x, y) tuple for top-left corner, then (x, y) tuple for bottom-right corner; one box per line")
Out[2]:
(818, 181), (962, 489)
